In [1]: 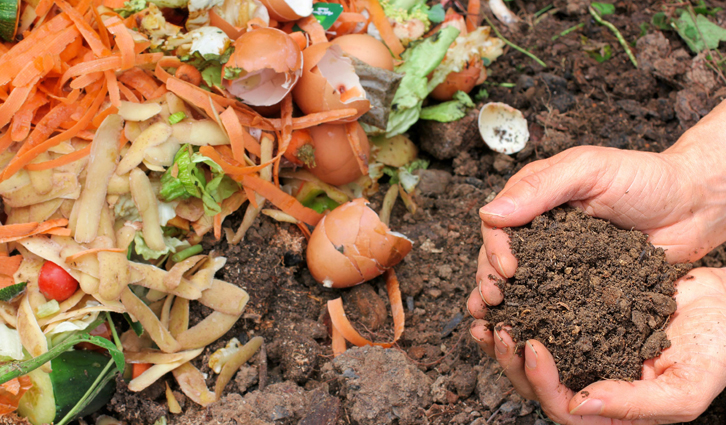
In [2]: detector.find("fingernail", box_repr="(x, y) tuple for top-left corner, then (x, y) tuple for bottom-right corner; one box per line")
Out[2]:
(491, 254), (506, 276)
(469, 319), (488, 342)
(477, 284), (492, 307)
(480, 197), (517, 218)
(494, 329), (508, 355)
(525, 341), (537, 369)
(570, 398), (604, 416)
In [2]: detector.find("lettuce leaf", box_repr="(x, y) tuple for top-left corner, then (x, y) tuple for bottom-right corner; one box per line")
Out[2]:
(160, 144), (240, 216)
(0, 323), (23, 361)
(134, 232), (191, 260)
(420, 91), (475, 122)
(386, 26), (460, 137)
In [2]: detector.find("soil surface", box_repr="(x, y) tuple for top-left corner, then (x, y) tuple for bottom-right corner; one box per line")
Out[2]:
(103, 0), (726, 424)
(487, 208), (691, 391)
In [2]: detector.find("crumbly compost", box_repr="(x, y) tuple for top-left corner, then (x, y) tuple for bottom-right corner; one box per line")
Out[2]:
(487, 207), (692, 391)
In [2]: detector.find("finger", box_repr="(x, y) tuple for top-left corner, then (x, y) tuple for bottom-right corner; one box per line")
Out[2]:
(482, 223), (517, 278)
(524, 340), (613, 425)
(493, 327), (535, 399)
(476, 244), (506, 306)
(568, 366), (715, 423)
(479, 158), (602, 228)
(469, 319), (495, 358)
(467, 287), (488, 319)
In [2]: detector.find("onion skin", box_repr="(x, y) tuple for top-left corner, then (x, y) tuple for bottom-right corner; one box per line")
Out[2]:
(331, 34), (394, 71)
(306, 199), (412, 288)
(430, 56), (484, 101)
(306, 123), (369, 186)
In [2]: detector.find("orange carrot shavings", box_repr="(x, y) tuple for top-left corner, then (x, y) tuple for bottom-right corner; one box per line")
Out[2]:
(274, 93), (294, 185)
(0, 219), (70, 244)
(0, 376), (32, 415)
(345, 121), (368, 175)
(219, 107), (247, 163)
(240, 175), (323, 226)
(331, 320), (347, 357)
(359, 0), (404, 58)
(0, 255), (22, 276)
(56, 0), (111, 57)
(118, 68), (159, 100)
(106, 17), (136, 70)
(466, 0), (481, 32)
(0, 85), (33, 129)
(267, 108), (358, 130)
(327, 268), (405, 349)
(65, 247), (127, 262)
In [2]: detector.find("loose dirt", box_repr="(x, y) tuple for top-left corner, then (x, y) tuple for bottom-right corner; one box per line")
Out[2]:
(486, 208), (691, 391)
(103, 0), (726, 424)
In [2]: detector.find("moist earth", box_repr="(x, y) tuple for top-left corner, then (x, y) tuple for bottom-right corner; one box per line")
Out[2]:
(486, 208), (691, 391)
(103, 0), (726, 424)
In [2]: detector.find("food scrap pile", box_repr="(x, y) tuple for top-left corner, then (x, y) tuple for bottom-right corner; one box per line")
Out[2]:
(0, 0), (505, 422)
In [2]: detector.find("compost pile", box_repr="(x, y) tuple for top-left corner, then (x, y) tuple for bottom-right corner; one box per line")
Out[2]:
(487, 207), (692, 391)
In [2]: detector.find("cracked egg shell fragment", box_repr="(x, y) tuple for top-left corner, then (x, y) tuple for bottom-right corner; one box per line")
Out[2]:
(222, 27), (302, 106)
(292, 43), (370, 123)
(478, 102), (530, 155)
(306, 199), (412, 288)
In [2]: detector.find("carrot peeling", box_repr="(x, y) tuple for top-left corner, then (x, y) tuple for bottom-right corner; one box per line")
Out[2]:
(297, 16), (328, 44)
(240, 175), (323, 226)
(466, 0), (481, 32)
(327, 268), (405, 349)
(65, 247), (127, 262)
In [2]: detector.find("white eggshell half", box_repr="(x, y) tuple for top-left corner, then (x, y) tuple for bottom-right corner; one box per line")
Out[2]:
(478, 102), (529, 155)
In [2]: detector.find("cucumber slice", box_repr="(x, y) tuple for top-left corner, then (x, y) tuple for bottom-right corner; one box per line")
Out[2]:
(16, 368), (57, 425)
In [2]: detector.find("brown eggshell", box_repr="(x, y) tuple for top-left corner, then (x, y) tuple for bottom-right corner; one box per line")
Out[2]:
(331, 34), (394, 71)
(258, 0), (312, 22)
(307, 214), (364, 287)
(430, 57), (484, 101)
(306, 199), (412, 288)
(225, 27), (301, 73)
(306, 123), (369, 186)
(292, 43), (370, 122)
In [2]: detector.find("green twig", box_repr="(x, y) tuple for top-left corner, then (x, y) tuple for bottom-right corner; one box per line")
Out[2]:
(105, 312), (123, 351)
(552, 23), (584, 41)
(483, 15), (548, 68)
(56, 360), (116, 425)
(588, 6), (638, 68)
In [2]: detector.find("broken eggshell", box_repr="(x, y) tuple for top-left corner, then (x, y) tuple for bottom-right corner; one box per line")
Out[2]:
(331, 34), (394, 71)
(292, 43), (370, 122)
(222, 27), (302, 106)
(306, 198), (412, 288)
(258, 0), (312, 22)
(306, 123), (369, 186)
(478, 102), (529, 154)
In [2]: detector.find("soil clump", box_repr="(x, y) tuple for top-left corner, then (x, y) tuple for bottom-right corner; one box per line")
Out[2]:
(487, 207), (691, 390)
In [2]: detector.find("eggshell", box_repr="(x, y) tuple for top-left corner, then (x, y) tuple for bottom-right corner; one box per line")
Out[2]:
(306, 199), (412, 288)
(331, 34), (394, 71)
(258, 0), (312, 22)
(292, 43), (370, 122)
(306, 123), (369, 186)
(222, 28), (302, 106)
(478, 102), (530, 154)
(430, 57), (483, 101)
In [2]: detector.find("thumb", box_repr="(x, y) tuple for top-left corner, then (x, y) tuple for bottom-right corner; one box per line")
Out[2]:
(568, 366), (714, 423)
(479, 159), (602, 228)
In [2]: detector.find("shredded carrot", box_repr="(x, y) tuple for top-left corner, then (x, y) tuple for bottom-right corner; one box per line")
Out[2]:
(0, 275), (15, 289)
(220, 107), (246, 163)
(65, 247), (127, 262)
(240, 175), (323, 226)
(0, 256), (22, 276)
(327, 268), (404, 349)
(244, 186), (259, 209)
(0, 132), (13, 153)
(289, 31), (308, 51)
(296, 221), (312, 240)
(12, 52), (54, 88)
(345, 121), (368, 175)
(10, 91), (47, 142)
(209, 10), (244, 40)
(70, 71), (104, 89)
(25, 144), (89, 171)
(297, 16), (328, 44)
(56, 0), (111, 57)
(359, 0), (404, 58)
(274, 93), (294, 185)
(166, 77), (225, 120)
(106, 17), (136, 70)
(213, 213), (222, 241)
(35, 0), (53, 16)
(91, 104), (118, 128)
(331, 319), (347, 357)
(267, 108), (358, 130)
(0, 85), (33, 129)
(117, 80), (140, 102)
(466, 0), (481, 32)
(0, 223), (40, 239)
(0, 219), (71, 244)
(106, 69), (120, 106)
(132, 363), (152, 379)
(91, 5), (112, 50)
(118, 68), (159, 100)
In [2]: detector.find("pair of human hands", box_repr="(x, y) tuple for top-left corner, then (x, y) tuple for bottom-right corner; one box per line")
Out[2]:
(468, 101), (726, 424)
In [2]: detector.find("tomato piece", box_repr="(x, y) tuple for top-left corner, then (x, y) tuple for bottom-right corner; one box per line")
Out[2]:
(38, 261), (79, 302)
(132, 363), (152, 379)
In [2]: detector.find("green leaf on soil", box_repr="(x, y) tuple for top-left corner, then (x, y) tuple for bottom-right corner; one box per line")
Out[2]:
(651, 12), (670, 30)
(673, 11), (726, 53)
(591, 2), (615, 15)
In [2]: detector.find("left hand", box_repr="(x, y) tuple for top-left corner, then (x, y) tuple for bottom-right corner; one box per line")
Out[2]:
(469, 267), (726, 424)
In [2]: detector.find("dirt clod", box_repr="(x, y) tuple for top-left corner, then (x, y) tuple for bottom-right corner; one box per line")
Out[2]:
(487, 207), (691, 391)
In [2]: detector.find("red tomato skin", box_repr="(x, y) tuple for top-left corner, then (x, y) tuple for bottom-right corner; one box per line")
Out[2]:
(38, 261), (79, 302)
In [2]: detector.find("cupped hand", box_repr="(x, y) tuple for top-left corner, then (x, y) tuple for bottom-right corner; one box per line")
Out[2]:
(470, 267), (726, 424)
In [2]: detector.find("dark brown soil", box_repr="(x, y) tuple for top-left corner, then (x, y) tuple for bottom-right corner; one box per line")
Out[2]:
(486, 207), (691, 391)
(102, 0), (726, 424)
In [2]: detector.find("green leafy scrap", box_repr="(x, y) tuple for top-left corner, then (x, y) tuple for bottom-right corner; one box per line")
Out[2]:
(674, 10), (726, 53)
(114, 0), (147, 18)
(224, 67), (243, 80)
(419, 91), (475, 122)
(0, 282), (26, 302)
(180, 47), (235, 90)
(427, 4), (445, 23)
(591, 2), (615, 15)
